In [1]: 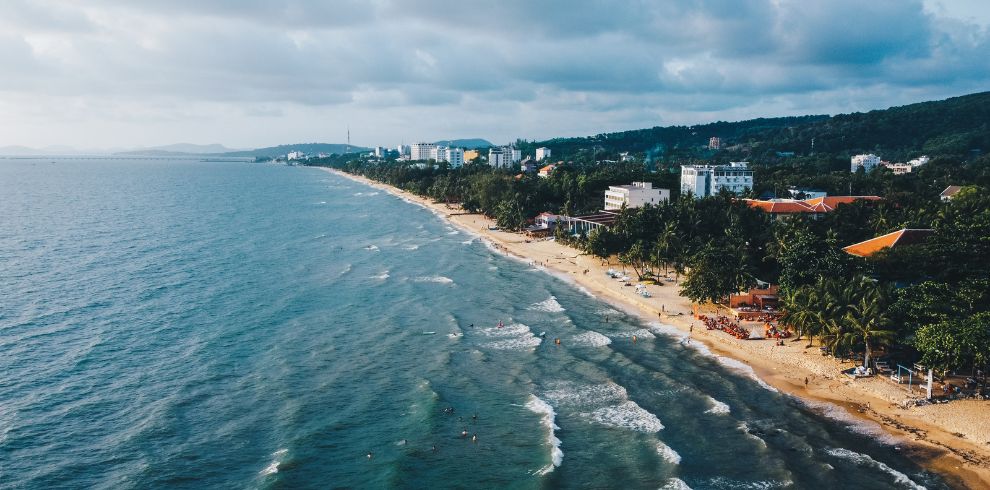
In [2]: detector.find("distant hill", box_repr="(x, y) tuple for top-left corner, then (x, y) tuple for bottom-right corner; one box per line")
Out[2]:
(433, 138), (494, 149)
(220, 143), (369, 158)
(520, 91), (990, 163)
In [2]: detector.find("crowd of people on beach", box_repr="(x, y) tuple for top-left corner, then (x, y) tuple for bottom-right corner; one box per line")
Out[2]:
(700, 315), (751, 339)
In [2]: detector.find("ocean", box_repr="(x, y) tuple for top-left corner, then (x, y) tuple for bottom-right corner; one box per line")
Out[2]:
(0, 159), (947, 489)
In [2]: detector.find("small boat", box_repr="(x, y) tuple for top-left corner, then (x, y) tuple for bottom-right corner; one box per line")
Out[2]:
(423, 331), (436, 335)
(539, 331), (547, 337)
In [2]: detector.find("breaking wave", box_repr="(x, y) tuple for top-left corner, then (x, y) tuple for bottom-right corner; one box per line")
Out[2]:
(825, 448), (925, 490)
(526, 395), (563, 476)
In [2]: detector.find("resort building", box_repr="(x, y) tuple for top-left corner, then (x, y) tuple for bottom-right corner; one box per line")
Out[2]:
(604, 182), (670, 210)
(708, 137), (722, 150)
(519, 157), (538, 173)
(524, 212), (560, 237)
(286, 151), (305, 161)
(463, 149), (479, 163)
(559, 211), (620, 236)
(883, 162), (914, 175)
(940, 185), (963, 201)
(538, 164), (557, 178)
(743, 196), (882, 220)
(680, 162), (754, 198)
(488, 147), (508, 168)
(851, 154), (881, 172)
(411, 142), (437, 161)
(446, 148), (464, 168)
(434, 145), (448, 163)
(843, 228), (935, 257)
(536, 147), (551, 161)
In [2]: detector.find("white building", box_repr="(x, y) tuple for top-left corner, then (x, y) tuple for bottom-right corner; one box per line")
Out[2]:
(447, 147), (464, 168)
(489, 147), (507, 168)
(909, 155), (930, 167)
(434, 145), (448, 163)
(680, 162), (754, 199)
(286, 151), (305, 160)
(883, 162), (914, 175)
(851, 154), (881, 172)
(397, 144), (411, 158)
(410, 143), (437, 161)
(535, 147), (551, 161)
(708, 137), (722, 150)
(787, 187), (827, 199)
(604, 182), (670, 210)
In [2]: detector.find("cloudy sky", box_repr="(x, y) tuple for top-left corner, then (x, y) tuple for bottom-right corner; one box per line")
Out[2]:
(1, 0), (988, 150)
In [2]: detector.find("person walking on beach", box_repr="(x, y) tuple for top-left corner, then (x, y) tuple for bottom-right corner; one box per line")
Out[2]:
(804, 377), (809, 388)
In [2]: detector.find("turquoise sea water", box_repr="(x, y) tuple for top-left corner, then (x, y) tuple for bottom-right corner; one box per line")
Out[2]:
(0, 159), (947, 489)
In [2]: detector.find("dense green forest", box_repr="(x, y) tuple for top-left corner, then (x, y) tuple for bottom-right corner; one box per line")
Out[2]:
(306, 91), (990, 379)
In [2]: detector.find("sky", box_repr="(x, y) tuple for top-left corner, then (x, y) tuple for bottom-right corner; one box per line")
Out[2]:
(0, 0), (988, 150)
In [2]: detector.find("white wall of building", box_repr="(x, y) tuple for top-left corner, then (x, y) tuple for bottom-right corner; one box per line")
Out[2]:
(411, 143), (437, 161)
(535, 147), (551, 161)
(447, 148), (464, 168)
(489, 147), (507, 168)
(851, 154), (881, 172)
(680, 162), (754, 199)
(604, 182), (670, 210)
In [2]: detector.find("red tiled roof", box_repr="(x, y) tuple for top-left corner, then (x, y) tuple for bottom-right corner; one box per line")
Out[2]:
(842, 228), (934, 257)
(940, 185), (962, 198)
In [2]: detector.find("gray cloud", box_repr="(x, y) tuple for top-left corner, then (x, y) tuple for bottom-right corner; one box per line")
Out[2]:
(0, 0), (987, 148)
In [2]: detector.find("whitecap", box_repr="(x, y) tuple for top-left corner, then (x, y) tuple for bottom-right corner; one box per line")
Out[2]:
(737, 422), (768, 448)
(610, 328), (656, 340)
(259, 448), (288, 476)
(586, 400), (664, 433)
(825, 448), (925, 490)
(462, 238), (476, 245)
(529, 296), (566, 313)
(542, 381), (628, 406)
(576, 285), (596, 298)
(316, 201), (327, 204)
(370, 271), (390, 280)
(402, 244), (420, 250)
(656, 441), (682, 465)
(486, 336), (543, 350)
(571, 331), (612, 347)
(648, 322), (688, 341)
(715, 356), (778, 392)
(703, 477), (792, 489)
(413, 275), (454, 284)
(526, 395), (563, 475)
(364, 245), (380, 252)
(661, 478), (692, 490)
(447, 230), (460, 235)
(704, 395), (731, 415)
(480, 322), (541, 351)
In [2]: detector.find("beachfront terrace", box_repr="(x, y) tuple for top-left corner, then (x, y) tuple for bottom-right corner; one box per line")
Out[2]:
(559, 211), (620, 235)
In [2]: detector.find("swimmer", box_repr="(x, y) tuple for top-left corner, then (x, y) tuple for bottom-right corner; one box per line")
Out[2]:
(632, 335), (637, 343)
(461, 429), (468, 438)
(367, 452), (373, 459)
(472, 413), (477, 420)
(471, 434), (477, 443)
(432, 445), (437, 452)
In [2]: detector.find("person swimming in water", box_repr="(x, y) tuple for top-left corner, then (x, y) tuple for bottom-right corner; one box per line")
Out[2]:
(461, 429), (468, 438)
(471, 434), (477, 443)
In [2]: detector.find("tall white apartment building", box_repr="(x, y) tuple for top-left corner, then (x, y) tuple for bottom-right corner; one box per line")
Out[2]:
(397, 144), (411, 158)
(489, 147), (507, 168)
(411, 142), (437, 161)
(434, 145), (448, 162)
(447, 148), (464, 168)
(509, 147), (521, 163)
(604, 182), (670, 210)
(850, 154), (881, 172)
(535, 147), (551, 161)
(680, 162), (754, 199)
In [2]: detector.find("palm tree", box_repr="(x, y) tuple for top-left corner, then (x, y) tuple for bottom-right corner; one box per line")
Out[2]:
(841, 287), (896, 369)
(780, 286), (822, 346)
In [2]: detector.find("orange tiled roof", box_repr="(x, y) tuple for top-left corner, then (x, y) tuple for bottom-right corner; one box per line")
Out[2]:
(842, 228), (934, 257)
(743, 196), (881, 214)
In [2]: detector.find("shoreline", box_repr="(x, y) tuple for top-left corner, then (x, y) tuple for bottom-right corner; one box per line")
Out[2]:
(317, 167), (990, 489)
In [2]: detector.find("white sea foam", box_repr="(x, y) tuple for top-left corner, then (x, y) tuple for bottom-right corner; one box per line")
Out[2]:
(797, 398), (899, 445)
(353, 192), (364, 196)
(656, 441), (682, 465)
(370, 271), (390, 280)
(737, 422), (768, 448)
(705, 395), (731, 415)
(661, 478), (692, 490)
(402, 244), (420, 250)
(316, 201), (327, 204)
(611, 328), (656, 340)
(703, 477), (792, 489)
(587, 400), (664, 433)
(480, 323), (541, 351)
(715, 356), (778, 392)
(364, 244), (380, 252)
(526, 395), (563, 475)
(259, 448), (288, 476)
(825, 448), (926, 490)
(648, 322), (688, 340)
(529, 295), (566, 313)
(576, 285), (596, 298)
(542, 381), (628, 406)
(462, 238), (476, 245)
(413, 275), (454, 284)
(447, 230), (460, 235)
(571, 331), (613, 347)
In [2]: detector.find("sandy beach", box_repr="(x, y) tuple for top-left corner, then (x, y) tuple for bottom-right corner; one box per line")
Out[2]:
(320, 167), (990, 488)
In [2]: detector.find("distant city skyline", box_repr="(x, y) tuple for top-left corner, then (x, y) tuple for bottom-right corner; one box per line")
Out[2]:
(1, 0), (988, 149)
